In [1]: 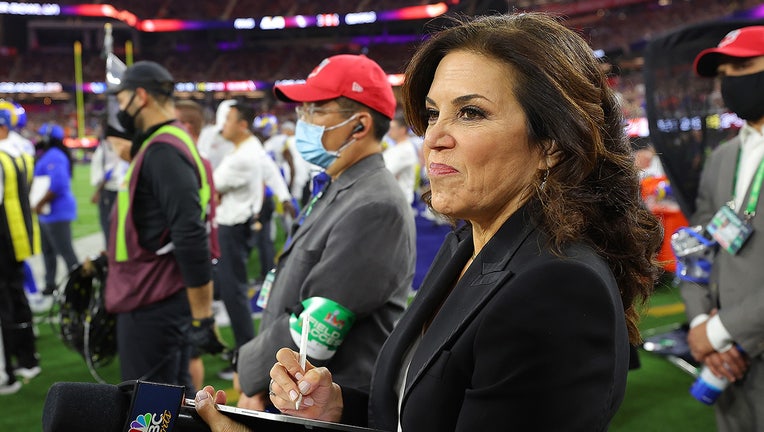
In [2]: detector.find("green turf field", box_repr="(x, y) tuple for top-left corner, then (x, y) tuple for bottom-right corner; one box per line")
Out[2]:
(0, 163), (718, 431)
(70, 163), (101, 240)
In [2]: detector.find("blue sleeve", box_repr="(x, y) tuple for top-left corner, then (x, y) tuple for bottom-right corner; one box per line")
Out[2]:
(34, 150), (70, 196)
(46, 151), (71, 196)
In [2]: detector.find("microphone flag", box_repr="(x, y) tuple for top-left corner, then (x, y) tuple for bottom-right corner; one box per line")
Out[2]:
(124, 381), (185, 432)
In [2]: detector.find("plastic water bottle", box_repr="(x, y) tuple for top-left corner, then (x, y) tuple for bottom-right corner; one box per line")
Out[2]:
(690, 366), (728, 405)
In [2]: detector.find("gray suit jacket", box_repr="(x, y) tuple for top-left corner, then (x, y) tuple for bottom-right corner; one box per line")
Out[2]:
(238, 153), (416, 395)
(681, 135), (764, 357)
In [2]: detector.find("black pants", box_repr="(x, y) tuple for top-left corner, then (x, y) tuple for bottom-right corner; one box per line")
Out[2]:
(116, 290), (193, 391)
(40, 221), (79, 291)
(98, 189), (117, 248)
(253, 197), (276, 280)
(0, 257), (38, 384)
(215, 222), (255, 349)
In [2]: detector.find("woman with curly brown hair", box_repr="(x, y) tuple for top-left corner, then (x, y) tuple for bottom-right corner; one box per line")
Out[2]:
(196, 12), (664, 432)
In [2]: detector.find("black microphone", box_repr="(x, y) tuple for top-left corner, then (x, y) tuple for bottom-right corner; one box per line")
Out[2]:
(43, 382), (128, 432)
(42, 382), (210, 432)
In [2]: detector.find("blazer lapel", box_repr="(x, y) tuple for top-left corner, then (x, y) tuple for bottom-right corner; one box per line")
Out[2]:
(400, 209), (537, 407)
(368, 225), (467, 430)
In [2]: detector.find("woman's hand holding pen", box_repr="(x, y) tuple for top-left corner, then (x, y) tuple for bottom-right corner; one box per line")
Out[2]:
(269, 347), (344, 423)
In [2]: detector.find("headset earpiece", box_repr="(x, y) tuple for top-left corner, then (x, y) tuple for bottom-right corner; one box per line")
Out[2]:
(352, 123), (364, 134)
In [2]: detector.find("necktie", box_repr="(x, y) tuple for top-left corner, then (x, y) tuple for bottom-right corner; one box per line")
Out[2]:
(311, 171), (331, 198)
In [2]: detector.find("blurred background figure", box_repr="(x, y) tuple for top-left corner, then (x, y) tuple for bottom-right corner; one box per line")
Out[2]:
(213, 102), (292, 380)
(632, 137), (688, 274)
(198, 100), (236, 170)
(260, 117), (309, 259)
(90, 119), (129, 247)
(382, 112), (419, 208)
(249, 112), (296, 288)
(33, 123), (78, 297)
(0, 104), (41, 394)
(176, 98), (222, 391)
(0, 100), (42, 310)
(176, 99), (205, 143)
(0, 101), (34, 157)
(281, 121), (310, 206)
(263, 119), (310, 208)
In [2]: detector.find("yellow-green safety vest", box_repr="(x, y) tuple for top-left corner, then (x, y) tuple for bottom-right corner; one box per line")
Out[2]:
(114, 124), (210, 262)
(0, 150), (41, 261)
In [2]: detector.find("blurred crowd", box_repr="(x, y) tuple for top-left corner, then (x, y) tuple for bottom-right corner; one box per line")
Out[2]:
(1, 0), (759, 87)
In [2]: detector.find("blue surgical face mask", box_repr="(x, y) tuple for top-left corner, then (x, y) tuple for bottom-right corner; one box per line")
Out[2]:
(295, 115), (357, 169)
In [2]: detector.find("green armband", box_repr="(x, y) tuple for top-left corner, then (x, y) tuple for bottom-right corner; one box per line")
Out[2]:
(289, 297), (356, 361)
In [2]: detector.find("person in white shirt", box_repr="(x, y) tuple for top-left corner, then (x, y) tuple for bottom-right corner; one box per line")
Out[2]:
(213, 103), (293, 379)
(251, 146), (295, 288)
(198, 100), (236, 170)
(382, 113), (419, 206)
(283, 122), (312, 205)
(233, 106), (297, 288)
(8, 130), (34, 157)
(214, 102), (266, 356)
(264, 121), (310, 204)
(90, 134), (129, 246)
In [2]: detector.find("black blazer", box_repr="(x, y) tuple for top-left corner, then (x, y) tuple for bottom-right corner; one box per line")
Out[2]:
(342, 204), (629, 431)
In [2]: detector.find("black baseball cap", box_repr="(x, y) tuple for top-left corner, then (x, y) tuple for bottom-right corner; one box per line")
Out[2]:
(108, 60), (175, 96)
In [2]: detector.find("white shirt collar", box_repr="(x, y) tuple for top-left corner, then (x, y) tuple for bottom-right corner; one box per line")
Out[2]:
(739, 122), (764, 152)
(733, 122), (764, 210)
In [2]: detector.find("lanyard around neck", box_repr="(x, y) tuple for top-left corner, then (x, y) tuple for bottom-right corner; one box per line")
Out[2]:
(731, 147), (764, 218)
(283, 175), (332, 250)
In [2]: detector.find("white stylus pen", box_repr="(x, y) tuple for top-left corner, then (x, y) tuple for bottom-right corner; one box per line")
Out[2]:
(296, 316), (309, 410)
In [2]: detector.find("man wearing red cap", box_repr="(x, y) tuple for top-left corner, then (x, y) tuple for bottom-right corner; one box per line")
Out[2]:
(683, 25), (764, 430)
(234, 54), (416, 410)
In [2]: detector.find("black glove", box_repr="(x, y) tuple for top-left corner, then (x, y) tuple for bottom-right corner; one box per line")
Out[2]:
(188, 316), (227, 355)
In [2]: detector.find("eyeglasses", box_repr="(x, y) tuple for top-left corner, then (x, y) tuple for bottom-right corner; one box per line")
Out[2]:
(295, 104), (355, 121)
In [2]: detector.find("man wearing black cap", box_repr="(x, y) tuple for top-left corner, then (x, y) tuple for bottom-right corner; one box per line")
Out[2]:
(234, 54), (416, 409)
(683, 26), (764, 430)
(105, 61), (222, 389)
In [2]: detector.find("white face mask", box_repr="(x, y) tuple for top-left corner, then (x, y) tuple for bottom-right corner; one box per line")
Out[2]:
(294, 115), (358, 169)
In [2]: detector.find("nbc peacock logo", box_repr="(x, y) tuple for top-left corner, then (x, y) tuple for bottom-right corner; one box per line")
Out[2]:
(129, 410), (172, 432)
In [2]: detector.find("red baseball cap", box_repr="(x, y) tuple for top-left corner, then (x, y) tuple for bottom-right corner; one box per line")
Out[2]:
(694, 26), (764, 77)
(274, 54), (396, 119)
